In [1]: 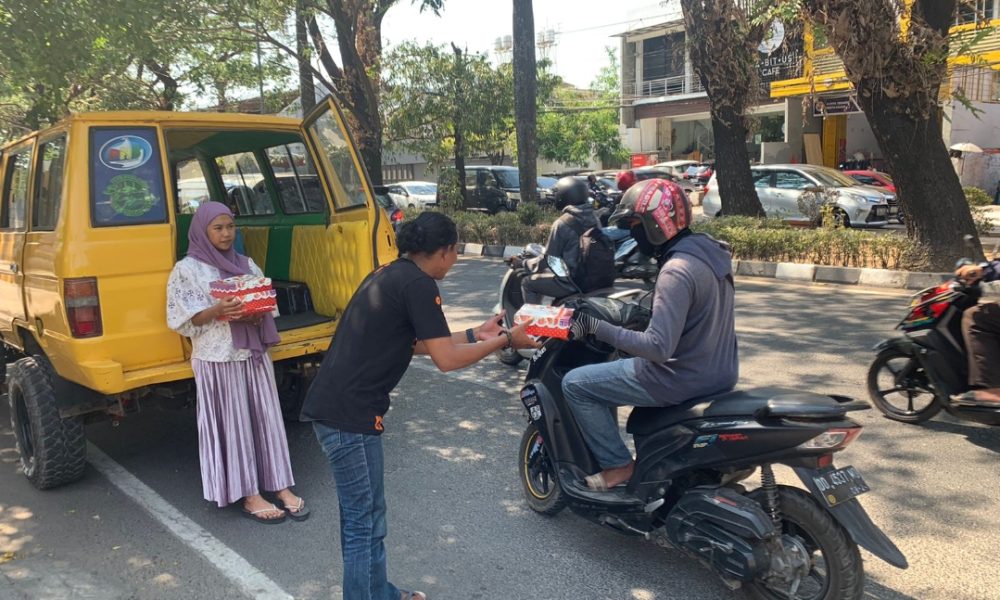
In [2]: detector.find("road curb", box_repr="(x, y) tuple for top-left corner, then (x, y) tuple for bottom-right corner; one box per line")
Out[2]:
(457, 244), (950, 290)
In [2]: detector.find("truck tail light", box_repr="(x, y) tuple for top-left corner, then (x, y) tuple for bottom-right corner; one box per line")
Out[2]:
(65, 277), (103, 338)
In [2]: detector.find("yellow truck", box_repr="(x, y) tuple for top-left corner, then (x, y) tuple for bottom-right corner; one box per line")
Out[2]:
(0, 99), (397, 489)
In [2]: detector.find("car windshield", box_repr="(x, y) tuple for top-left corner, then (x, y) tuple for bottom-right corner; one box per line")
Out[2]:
(494, 169), (520, 188)
(537, 176), (558, 188)
(405, 184), (436, 195)
(805, 168), (858, 187)
(598, 178), (618, 191)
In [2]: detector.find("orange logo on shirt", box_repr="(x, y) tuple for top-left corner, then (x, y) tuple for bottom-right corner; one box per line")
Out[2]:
(435, 295), (442, 305)
(374, 415), (384, 432)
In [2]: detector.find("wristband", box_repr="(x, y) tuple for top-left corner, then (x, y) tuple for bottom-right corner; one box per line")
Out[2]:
(502, 329), (513, 350)
(465, 328), (477, 343)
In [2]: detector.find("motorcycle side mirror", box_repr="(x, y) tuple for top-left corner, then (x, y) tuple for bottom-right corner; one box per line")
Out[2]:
(547, 255), (570, 278)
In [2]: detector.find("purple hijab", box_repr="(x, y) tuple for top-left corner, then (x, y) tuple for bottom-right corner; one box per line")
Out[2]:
(187, 202), (280, 354)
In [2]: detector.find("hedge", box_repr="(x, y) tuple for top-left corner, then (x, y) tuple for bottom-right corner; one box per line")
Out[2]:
(403, 209), (927, 270)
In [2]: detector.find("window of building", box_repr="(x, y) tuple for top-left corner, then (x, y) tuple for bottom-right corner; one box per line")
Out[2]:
(382, 163), (414, 183)
(2, 146), (32, 230)
(955, 0), (998, 25)
(33, 136), (67, 231)
(641, 32), (685, 85)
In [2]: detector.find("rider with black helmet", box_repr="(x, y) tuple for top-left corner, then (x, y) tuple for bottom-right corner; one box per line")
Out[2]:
(516, 176), (598, 303)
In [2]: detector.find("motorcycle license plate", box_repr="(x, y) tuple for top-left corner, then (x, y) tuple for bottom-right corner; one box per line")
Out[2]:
(812, 466), (870, 507)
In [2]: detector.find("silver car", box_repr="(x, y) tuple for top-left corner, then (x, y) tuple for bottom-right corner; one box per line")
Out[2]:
(701, 164), (896, 227)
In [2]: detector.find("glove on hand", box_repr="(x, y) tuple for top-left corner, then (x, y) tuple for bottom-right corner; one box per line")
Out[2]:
(569, 312), (601, 340)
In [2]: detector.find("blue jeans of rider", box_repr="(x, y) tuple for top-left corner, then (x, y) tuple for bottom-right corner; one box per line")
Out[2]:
(562, 358), (661, 469)
(314, 422), (400, 600)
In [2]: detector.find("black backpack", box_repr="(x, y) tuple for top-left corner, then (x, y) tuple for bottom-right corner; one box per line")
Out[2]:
(559, 214), (616, 291)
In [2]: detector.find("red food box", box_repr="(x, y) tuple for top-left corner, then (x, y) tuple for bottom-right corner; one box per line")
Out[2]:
(209, 275), (277, 321)
(513, 304), (575, 340)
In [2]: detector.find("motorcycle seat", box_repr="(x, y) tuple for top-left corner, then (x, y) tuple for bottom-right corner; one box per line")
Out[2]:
(626, 387), (858, 435)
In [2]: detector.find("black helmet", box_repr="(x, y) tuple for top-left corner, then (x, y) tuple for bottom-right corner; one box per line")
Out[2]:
(553, 177), (589, 209)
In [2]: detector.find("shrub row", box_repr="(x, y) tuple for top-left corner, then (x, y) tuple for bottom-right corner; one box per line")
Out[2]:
(404, 208), (927, 270)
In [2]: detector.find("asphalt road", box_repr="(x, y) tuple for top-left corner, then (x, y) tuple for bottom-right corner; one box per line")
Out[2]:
(1, 257), (998, 600)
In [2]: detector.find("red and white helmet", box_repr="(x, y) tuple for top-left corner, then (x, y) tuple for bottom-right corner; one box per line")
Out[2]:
(609, 178), (691, 245)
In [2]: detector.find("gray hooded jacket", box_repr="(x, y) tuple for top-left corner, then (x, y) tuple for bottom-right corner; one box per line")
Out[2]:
(594, 232), (738, 403)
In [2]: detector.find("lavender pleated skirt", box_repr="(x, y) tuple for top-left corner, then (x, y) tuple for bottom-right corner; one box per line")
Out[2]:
(192, 355), (295, 507)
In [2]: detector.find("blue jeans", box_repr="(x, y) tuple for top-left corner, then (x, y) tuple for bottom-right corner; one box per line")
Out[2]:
(562, 358), (661, 469)
(314, 422), (400, 600)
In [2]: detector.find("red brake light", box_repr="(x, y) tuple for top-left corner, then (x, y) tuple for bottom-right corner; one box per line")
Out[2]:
(391, 209), (404, 222)
(65, 277), (103, 338)
(798, 427), (862, 451)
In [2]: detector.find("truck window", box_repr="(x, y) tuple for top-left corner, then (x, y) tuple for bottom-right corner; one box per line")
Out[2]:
(33, 136), (67, 231)
(215, 151), (275, 216)
(264, 143), (325, 214)
(90, 127), (168, 227)
(175, 158), (210, 215)
(2, 146), (32, 230)
(306, 112), (368, 210)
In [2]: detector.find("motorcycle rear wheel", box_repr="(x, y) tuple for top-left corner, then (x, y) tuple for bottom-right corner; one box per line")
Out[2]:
(746, 487), (864, 600)
(867, 348), (942, 423)
(519, 423), (566, 515)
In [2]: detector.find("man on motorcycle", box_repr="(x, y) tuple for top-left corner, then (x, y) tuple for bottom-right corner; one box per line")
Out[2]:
(563, 178), (739, 491)
(514, 177), (598, 303)
(955, 262), (1000, 404)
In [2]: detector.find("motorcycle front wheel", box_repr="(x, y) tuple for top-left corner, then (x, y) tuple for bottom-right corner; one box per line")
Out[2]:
(519, 423), (566, 515)
(866, 348), (942, 423)
(746, 487), (864, 600)
(496, 346), (525, 366)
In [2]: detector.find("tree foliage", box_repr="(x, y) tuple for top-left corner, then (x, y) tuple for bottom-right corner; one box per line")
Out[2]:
(537, 48), (629, 167)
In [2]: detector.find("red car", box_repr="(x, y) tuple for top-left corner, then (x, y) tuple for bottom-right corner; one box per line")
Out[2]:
(844, 170), (896, 194)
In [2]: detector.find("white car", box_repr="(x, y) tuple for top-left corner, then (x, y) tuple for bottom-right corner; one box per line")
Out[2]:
(701, 164), (896, 227)
(387, 181), (438, 209)
(653, 160), (700, 180)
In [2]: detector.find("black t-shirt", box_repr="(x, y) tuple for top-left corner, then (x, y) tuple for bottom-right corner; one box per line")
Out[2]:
(300, 258), (451, 434)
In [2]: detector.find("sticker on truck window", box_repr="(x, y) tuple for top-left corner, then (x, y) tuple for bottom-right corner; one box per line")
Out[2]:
(90, 128), (167, 226)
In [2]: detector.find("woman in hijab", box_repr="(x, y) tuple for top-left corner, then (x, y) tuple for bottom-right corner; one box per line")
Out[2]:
(166, 202), (308, 524)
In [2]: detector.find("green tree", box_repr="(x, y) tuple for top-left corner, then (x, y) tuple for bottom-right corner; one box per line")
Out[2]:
(537, 49), (629, 167)
(381, 42), (516, 168)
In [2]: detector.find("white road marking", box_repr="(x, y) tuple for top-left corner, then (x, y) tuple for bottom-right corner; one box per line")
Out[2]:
(86, 443), (293, 600)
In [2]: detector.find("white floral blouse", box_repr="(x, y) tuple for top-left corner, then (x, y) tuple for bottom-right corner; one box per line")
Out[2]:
(166, 257), (277, 362)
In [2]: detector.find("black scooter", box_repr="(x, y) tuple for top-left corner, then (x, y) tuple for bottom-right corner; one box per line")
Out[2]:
(517, 296), (907, 599)
(867, 270), (1000, 426)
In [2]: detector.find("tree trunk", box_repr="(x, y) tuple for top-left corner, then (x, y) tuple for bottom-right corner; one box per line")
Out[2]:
(801, 0), (981, 269)
(452, 44), (467, 206)
(858, 83), (982, 269)
(681, 0), (765, 217)
(512, 0), (538, 204)
(296, 0), (315, 114)
(710, 107), (764, 217)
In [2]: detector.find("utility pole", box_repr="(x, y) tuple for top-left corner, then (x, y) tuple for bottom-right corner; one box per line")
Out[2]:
(512, 0), (538, 204)
(451, 43), (468, 206)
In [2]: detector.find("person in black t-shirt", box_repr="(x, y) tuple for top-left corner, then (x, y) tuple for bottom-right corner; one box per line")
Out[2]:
(301, 212), (537, 600)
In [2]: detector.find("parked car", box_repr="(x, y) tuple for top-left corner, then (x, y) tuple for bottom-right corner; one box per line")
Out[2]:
(0, 100), (396, 490)
(387, 180), (437, 209)
(437, 165), (520, 214)
(702, 164), (896, 227)
(684, 161), (714, 186)
(843, 170), (896, 194)
(632, 166), (696, 194)
(373, 185), (405, 232)
(653, 159), (699, 180)
(537, 176), (559, 205)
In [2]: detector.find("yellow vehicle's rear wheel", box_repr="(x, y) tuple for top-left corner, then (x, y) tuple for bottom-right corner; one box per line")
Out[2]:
(8, 356), (87, 490)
